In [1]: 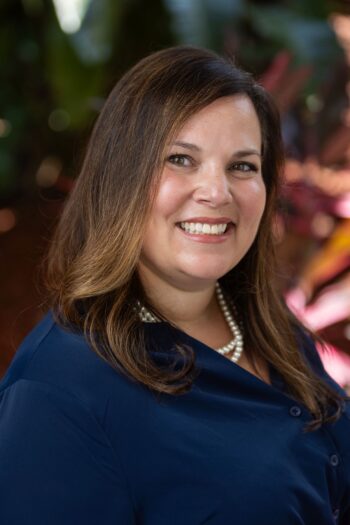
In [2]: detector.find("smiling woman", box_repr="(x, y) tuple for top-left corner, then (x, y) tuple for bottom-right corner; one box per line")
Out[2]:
(0, 46), (349, 525)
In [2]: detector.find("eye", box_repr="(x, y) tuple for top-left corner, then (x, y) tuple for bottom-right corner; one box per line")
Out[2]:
(167, 154), (193, 167)
(229, 161), (259, 174)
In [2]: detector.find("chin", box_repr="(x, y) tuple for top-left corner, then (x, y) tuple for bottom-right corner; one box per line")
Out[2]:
(179, 263), (236, 283)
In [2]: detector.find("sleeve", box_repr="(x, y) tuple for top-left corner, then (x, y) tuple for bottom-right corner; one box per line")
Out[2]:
(339, 399), (350, 525)
(339, 424), (350, 525)
(298, 330), (350, 523)
(340, 507), (350, 525)
(0, 379), (137, 525)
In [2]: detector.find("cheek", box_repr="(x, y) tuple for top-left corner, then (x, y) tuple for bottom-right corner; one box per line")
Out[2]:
(237, 180), (266, 225)
(150, 175), (187, 221)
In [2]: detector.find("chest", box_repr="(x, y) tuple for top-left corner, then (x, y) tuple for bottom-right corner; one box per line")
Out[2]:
(107, 385), (344, 525)
(234, 352), (272, 385)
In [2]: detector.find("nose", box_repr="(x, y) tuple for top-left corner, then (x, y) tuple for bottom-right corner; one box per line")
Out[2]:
(193, 164), (233, 207)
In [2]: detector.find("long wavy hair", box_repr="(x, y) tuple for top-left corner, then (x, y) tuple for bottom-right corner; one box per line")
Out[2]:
(44, 45), (346, 431)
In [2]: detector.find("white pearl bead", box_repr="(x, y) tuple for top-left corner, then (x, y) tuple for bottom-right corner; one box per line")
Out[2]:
(137, 281), (244, 363)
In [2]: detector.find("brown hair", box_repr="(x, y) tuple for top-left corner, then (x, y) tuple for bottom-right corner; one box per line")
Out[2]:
(44, 45), (346, 431)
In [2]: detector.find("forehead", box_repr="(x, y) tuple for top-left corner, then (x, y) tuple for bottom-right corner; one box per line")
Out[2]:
(172, 95), (262, 149)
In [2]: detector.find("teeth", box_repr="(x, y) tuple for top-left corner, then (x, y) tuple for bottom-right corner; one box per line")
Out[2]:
(179, 222), (229, 235)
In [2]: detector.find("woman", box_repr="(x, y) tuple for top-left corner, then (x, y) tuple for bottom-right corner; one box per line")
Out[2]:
(0, 46), (349, 524)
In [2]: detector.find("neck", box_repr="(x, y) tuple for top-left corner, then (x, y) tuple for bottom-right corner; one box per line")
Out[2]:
(137, 265), (219, 326)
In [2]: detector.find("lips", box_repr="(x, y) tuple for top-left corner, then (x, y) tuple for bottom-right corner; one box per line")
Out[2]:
(178, 217), (234, 225)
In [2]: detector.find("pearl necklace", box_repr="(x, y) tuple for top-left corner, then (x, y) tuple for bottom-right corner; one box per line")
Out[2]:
(137, 282), (244, 363)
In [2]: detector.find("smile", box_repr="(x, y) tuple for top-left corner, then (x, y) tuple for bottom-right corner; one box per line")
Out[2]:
(176, 222), (233, 237)
(179, 221), (229, 235)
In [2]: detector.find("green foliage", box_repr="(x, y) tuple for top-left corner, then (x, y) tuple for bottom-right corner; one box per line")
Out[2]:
(0, 0), (175, 201)
(0, 0), (345, 200)
(246, 4), (340, 76)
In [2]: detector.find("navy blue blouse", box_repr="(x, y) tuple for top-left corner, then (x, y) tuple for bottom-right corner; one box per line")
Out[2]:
(0, 310), (349, 524)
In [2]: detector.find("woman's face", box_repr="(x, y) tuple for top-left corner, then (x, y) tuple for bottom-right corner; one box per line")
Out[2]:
(138, 95), (266, 290)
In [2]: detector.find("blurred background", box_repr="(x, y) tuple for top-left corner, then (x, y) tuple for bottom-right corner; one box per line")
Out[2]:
(1, 0), (350, 391)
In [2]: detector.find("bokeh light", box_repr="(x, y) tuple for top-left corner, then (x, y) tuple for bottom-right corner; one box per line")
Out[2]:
(52, 0), (91, 34)
(0, 119), (12, 138)
(0, 209), (16, 234)
(35, 157), (62, 187)
(48, 109), (71, 132)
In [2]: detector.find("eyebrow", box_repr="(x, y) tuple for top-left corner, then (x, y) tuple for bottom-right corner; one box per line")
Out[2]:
(172, 141), (262, 158)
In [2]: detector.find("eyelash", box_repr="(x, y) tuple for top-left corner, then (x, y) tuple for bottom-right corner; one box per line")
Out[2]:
(167, 154), (258, 173)
(167, 154), (192, 167)
(229, 161), (258, 173)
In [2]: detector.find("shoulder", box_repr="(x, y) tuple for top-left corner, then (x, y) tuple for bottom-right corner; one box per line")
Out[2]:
(0, 310), (147, 426)
(297, 331), (350, 460)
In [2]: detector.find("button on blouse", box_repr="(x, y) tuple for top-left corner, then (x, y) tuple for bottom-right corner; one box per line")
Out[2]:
(289, 405), (302, 417)
(330, 454), (340, 467)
